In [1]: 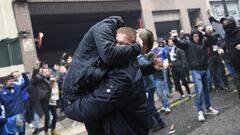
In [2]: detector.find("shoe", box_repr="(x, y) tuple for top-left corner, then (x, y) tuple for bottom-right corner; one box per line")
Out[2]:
(198, 111), (205, 122)
(32, 128), (39, 135)
(178, 96), (183, 100)
(160, 107), (166, 112)
(188, 94), (192, 100)
(165, 107), (171, 114)
(205, 107), (220, 115)
(51, 129), (61, 135)
(182, 95), (186, 98)
(151, 123), (166, 131)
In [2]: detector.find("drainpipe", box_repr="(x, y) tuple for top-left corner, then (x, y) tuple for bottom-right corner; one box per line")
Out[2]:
(222, 0), (229, 16)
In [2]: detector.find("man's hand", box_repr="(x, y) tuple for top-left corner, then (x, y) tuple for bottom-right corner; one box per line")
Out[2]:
(170, 32), (178, 39)
(218, 48), (224, 55)
(206, 9), (211, 17)
(163, 59), (169, 69)
(153, 57), (163, 71)
(35, 60), (40, 69)
(198, 29), (206, 36)
(235, 44), (240, 50)
(145, 52), (155, 59)
(136, 33), (143, 47)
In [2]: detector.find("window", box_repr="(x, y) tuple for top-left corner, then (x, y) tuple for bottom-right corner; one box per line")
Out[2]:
(0, 38), (23, 68)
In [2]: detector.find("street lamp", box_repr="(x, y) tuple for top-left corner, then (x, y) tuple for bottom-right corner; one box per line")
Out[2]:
(222, 0), (229, 16)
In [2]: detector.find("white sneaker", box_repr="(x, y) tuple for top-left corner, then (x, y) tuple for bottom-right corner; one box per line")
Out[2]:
(198, 111), (205, 122)
(205, 107), (220, 115)
(165, 107), (171, 113)
(160, 107), (166, 112)
(182, 95), (186, 98)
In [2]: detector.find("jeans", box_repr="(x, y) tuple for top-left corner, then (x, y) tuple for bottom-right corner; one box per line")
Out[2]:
(147, 88), (165, 128)
(34, 113), (39, 128)
(192, 70), (211, 112)
(163, 68), (170, 96)
(155, 80), (170, 108)
(225, 61), (237, 78)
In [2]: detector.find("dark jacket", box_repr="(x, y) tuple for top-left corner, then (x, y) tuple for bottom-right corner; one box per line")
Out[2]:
(0, 104), (7, 135)
(31, 69), (51, 101)
(224, 27), (240, 72)
(168, 46), (188, 70)
(65, 60), (148, 135)
(63, 16), (141, 102)
(173, 30), (218, 70)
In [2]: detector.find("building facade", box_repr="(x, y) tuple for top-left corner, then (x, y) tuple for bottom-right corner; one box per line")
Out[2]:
(1, 0), (239, 77)
(140, 0), (210, 39)
(207, 0), (240, 21)
(0, 0), (141, 77)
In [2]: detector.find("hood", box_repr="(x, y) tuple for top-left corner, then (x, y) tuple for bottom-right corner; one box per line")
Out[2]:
(230, 26), (240, 35)
(189, 29), (204, 44)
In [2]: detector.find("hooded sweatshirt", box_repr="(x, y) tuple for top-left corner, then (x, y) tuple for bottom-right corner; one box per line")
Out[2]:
(173, 30), (218, 70)
(224, 26), (240, 72)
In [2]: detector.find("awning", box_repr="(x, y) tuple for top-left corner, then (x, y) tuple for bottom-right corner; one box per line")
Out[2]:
(28, 0), (141, 16)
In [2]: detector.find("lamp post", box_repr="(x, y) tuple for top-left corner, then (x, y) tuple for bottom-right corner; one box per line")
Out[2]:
(222, 0), (229, 16)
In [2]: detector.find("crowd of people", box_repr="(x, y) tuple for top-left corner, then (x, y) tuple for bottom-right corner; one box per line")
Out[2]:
(0, 55), (72, 135)
(0, 13), (239, 135)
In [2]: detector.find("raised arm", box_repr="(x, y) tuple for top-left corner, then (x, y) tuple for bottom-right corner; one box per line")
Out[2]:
(93, 16), (141, 65)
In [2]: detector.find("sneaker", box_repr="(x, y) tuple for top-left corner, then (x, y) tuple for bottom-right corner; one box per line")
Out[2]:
(51, 129), (61, 135)
(198, 111), (205, 122)
(32, 128), (39, 135)
(178, 96), (183, 100)
(151, 122), (166, 131)
(187, 94), (192, 99)
(160, 107), (166, 112)
(165, 107), (171, 114)
(182, 95), (186, 98)
(205, 107), (220, 115)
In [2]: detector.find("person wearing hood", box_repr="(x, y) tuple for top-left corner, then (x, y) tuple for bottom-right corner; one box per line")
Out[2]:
(218, 16), (240, 98)
(171, 29), (220, 122)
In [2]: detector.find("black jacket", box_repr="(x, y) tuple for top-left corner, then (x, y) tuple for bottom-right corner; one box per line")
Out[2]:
(65, 60), (148, 135)
(31, 69), (51, 101)
(173, 30), (218, 70)
(63, 16), (141, 102)
(224, 27), (240, 72)
(168, 47), (188, 70)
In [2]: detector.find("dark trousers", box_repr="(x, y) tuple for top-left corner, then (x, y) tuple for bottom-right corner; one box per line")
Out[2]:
(208, 56), (228, 89)
(49, 105), (57, 130)
(235, 72), (240, 98)
(172, 67), (191, 95)
(39, 98), (50, 132)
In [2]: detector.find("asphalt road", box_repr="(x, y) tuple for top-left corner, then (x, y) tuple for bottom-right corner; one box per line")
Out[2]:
(150, 88), (240, 135)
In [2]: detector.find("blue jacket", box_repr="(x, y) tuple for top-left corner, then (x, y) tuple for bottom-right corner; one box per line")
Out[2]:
(0, 75), (28, 118)
(152, 47), (167, 61)
(137, 55), (155, 91)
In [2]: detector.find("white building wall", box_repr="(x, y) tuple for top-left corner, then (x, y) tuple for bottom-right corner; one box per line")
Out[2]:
(0, 0), (18, 40)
